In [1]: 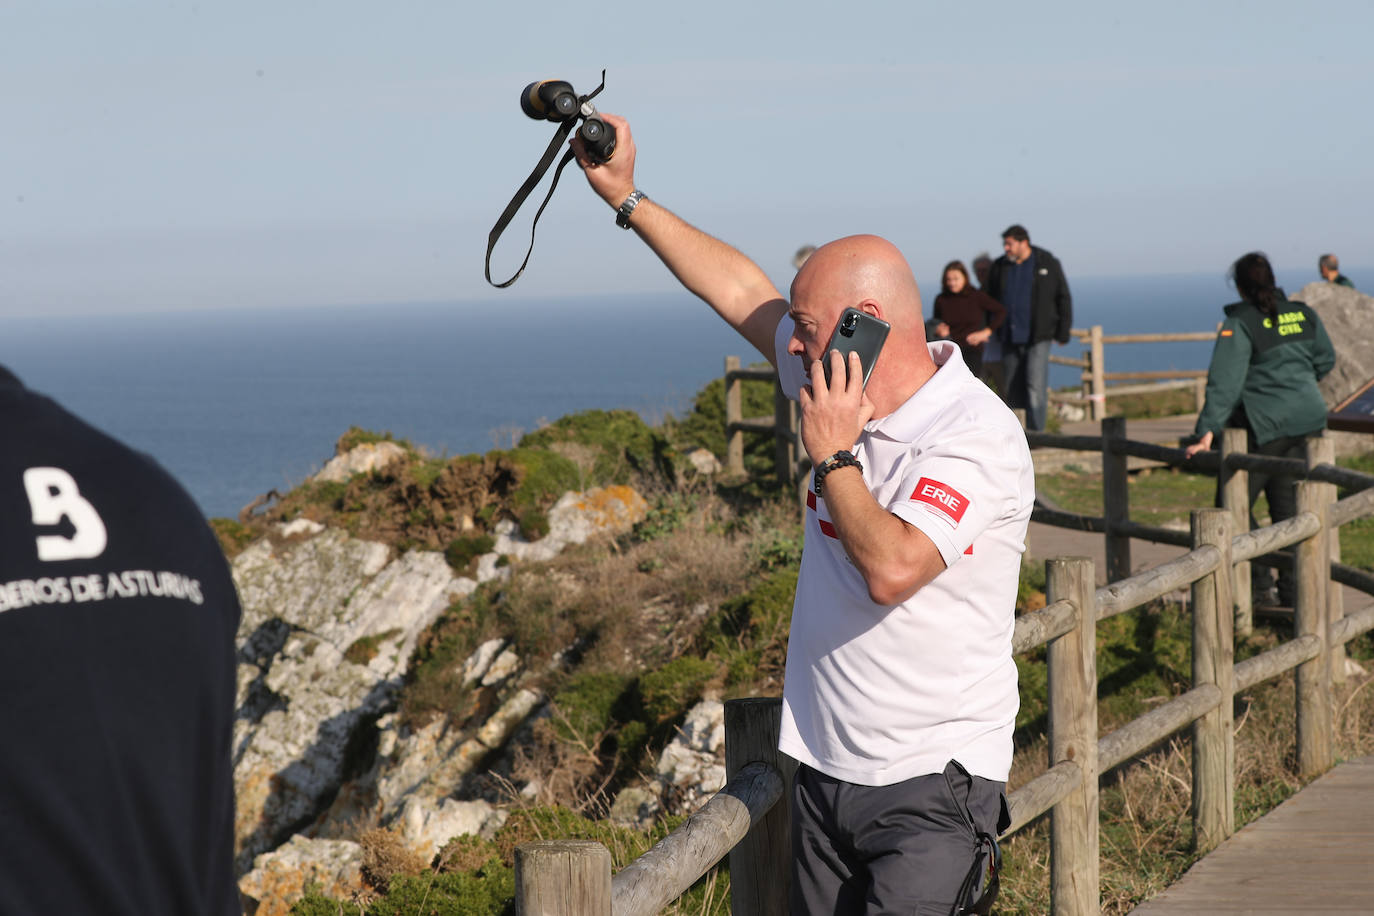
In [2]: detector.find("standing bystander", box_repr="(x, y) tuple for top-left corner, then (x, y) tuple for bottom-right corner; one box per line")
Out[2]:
(932, 260), (1007, 377)
(1185, 253), (1336, 607)
(1318, 253), (1355, 289)
(0, 366), (242, 915)
(985, 225), (1073, 430)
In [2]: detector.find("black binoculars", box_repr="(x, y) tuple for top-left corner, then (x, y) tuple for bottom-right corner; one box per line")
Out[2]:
(520, 79), (616, 164)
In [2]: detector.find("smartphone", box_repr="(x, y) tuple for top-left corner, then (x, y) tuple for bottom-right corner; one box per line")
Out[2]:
(822, 308), (890, 389)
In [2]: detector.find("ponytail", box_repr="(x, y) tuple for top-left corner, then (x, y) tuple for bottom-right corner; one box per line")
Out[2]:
(1230, 252), (1282, 317)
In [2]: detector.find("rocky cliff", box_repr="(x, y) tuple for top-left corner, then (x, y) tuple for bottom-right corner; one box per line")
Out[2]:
(226, 415), (764, 915)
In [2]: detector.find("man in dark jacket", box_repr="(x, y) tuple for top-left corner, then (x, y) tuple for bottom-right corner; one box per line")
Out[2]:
(0, 365), (242, 915)
(985, 225), (1073, 430)
(1318, 253), (1355, 289)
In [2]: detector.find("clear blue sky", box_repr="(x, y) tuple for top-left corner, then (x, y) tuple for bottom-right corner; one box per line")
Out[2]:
(4, 1), (1371, 317)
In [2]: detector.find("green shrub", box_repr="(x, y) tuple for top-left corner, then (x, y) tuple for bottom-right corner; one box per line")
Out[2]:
(343, 629), (402, 666)
(697, 567), (797, 692)
(209, 517), (255, 558)
(639, 656), (718, 724)
(336, 426), (411, 453)
(496, 447), (580, 527)
(671, 374), (777, 474)
(446, 533), (496, 574)
(551, 671), (637, 746)
(519, 409), (676, 486)
(298, 479), (347, 510)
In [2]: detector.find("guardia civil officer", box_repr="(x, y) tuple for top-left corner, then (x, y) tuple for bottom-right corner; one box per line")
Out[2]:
(0, 365), (241, 914)
(1185, 252), (1337, 607)
(573, 114), (1030, 915)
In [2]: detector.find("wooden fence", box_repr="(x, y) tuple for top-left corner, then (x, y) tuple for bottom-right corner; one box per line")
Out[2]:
(514, 419), (1374, 915)
(1049, 326), (1216, 421)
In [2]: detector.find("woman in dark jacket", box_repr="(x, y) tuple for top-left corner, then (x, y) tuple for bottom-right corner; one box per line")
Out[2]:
(1184, 251), (1336, 606)
(931, 260), (1006, 377)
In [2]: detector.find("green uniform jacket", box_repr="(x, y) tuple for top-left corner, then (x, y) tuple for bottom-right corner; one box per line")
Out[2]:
(1194, 298), (1336, 446)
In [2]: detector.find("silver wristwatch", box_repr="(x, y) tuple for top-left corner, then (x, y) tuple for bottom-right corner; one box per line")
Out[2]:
(615, 190), (647, 229)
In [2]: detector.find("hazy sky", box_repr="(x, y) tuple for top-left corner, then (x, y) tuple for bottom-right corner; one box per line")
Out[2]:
(4, 1), (1372, 317)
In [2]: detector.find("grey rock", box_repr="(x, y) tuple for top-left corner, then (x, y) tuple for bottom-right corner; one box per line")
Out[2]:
(461, 637), (508, 686)
(231, 531), (468, 873)
(398, 796), (508, 860)
(238, 835), (364, 916)
(1293, 281), (1374, 406)
(686, 447), (723, 475)
(312, 440), (407, 484)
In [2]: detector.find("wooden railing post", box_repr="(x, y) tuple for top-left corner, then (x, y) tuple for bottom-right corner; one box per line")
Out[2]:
(1102, 417), (1131, 583)
(1306, 435), (1345, 684)
(1295, 481), (1334, 778)
(1190, 508), (1235, 852)
(515, 840), (612, 916)
(725, 698), (796, 916)
(1046, 557), (1099, 916)
(1219, 427), (1252, 636)
(1089, 325), (1106, 421)
(773, 382), (796, 486)
(725, 357), (744, 475)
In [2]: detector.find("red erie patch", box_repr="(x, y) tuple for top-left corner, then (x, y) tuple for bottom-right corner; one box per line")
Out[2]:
(910, 477), (969, 524)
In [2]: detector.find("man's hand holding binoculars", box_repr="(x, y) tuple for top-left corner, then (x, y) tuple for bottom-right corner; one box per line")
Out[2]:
(571, 112), (637, 215)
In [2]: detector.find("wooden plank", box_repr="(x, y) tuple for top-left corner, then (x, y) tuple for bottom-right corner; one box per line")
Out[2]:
(724, 366), (779, 382)
(1005, 760), (1082, 835)
(1191, 509), (1234, 852)
(1233, 635), (1321, 693)
(1128, 757), (1374, 914)
(1294, 481), (1333, 777)
(611, 763), (781, 916)
(1098, 685), (1221, 773)
(515, 841), (612, 916)
(1098, 332), (1216, 344)
(724, 698), (795, 916)
(1013, 598), (1079, 654)
(1094, 547), (1218, 620)
(1046, 557), (1100, 916)
(1103, 417), (1131, 583)
(725, 357), (743, 475)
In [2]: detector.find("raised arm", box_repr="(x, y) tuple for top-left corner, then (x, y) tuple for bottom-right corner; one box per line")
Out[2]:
(572, 114), (787, 366)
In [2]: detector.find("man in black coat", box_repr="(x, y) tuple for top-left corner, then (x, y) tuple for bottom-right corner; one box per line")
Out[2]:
(0, 365), (242, 915)
(985, 224), (1073, 431)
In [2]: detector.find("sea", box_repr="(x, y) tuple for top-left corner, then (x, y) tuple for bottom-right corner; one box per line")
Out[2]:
(3, 267), (1340, 519)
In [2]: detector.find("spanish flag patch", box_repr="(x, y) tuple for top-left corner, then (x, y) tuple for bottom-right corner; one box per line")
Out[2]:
(1219, 329), (1233, 337)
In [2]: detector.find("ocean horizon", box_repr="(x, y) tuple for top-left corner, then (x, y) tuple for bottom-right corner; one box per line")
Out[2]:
(4, 267), (1354, 519)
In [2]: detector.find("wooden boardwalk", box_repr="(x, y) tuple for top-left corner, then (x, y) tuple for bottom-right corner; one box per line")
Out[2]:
(1128, 756), (1374, 914)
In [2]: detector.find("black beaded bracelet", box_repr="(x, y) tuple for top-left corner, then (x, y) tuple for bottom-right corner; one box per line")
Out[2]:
(814, 450), (862, 494)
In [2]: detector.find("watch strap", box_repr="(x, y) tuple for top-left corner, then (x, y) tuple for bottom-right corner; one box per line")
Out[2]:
(616, 189), (647, 229)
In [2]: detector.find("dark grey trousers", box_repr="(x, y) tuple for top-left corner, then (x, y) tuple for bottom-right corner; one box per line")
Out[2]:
(790, 760), (1006, 916)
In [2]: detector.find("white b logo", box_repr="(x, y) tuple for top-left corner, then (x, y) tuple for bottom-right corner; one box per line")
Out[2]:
(23, 467), (108, 561)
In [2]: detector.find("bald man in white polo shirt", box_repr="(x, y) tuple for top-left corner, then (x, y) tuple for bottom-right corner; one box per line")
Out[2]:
(575, 115), (1034, 916)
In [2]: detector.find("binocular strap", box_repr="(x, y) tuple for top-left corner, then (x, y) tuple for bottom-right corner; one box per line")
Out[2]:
(484, 121), (579, 288)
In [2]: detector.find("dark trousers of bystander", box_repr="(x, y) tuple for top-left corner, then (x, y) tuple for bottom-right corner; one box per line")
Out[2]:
(999, 340), (1051, 431)
(1214, 428), (1318, 606)
(790, 760), (1006, 915)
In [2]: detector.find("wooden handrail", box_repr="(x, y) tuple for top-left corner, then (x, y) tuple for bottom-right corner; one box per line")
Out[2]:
(610, 762), (782, 916)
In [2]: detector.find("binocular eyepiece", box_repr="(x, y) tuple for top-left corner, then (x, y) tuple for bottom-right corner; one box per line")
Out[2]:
(520, 78), (616, 164)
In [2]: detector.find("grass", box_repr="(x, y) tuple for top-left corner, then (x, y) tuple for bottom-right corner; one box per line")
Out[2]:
(1038, 448), (1374, 566)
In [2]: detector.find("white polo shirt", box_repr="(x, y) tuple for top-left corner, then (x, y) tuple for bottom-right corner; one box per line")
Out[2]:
(773, 319), (1034, 785)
